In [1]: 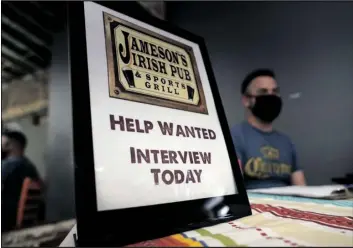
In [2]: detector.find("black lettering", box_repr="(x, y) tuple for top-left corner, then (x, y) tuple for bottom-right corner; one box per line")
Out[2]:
(130, 37), (139, 51)
(137, 54), (146, 68)
(157, 121), (174, 135)
(209, 129), (216, 140)
(193, 152), (200, 164)
(177, 151), (188, 163)
(139, 40), (150, 54)
(181, 54), (188, 67)
(144, 121), (153, 133)
(135, 119), (144, 133)
(170, 64), (177, 77)
(200, 152), (211, 164)
(176, 125), (186, 137)
(177, 67), (185, 80)
(125, 118), (134, 132)
(171, 51), (179, 64)
(145, 57), (152, 70)
(162, 170), (174, 185)
(165, 49), (172, 62)
(151, 169), (161, 185)
(185, 170), (195, 183)
(158, 46), (165, 59)
(158, 61), (167, 74)
(189, 151), (194, 164)
(202, 128), (209, 139)
(119, 31), (131, 64)
(130, 147), (136, 163)
(184, 69), (191, 81)
(185, 126), (195, 138)
(161, 150), (169, 164)
(149, 58), (157, 72)
(169, 151), (178, 164)
(150, 150), (159, 163)
(137, 149), (150, 163)
(110, 115), (124, 131)
(132, 52), (137, 66)
(174, 170), (184, 184)
(194, 169), (202, 183)
(150, 44), (158, 57)
(194, 127), (202, 138)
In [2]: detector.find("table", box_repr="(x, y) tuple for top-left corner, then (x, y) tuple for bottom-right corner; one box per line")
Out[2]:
(126, 193), (353, 247)
(62, 193), (353, 247)
(4, 193), (352, 247)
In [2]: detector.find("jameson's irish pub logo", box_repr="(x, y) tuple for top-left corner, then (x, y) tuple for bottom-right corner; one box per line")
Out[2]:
(103, 13), (208, 114)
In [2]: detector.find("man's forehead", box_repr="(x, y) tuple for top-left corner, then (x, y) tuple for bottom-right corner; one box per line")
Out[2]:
(249, 76), (278, 90)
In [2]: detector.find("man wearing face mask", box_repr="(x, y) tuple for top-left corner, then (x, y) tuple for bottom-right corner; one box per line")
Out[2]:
(231, 69), (306, 189)
(2, 130), (40, 231)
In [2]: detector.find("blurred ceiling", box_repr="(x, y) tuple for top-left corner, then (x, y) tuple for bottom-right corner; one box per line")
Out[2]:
(1, 1), (164, 122)
(1, 1), (66, 85)
(1, 1), (165, 85)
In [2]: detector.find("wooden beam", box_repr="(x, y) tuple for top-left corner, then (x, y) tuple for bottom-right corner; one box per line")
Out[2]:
(2, 65), (25, 78)
(1, 23), (51, 60)
(2, 46), (38, 72)
(8, 2), (56, 32)
(2, 38), (49, 68)
(1, 12), (51, 47)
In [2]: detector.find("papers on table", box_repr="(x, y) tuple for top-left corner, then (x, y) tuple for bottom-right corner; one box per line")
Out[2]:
(248, 185), (353, 199)
(60, 224), (77, 247)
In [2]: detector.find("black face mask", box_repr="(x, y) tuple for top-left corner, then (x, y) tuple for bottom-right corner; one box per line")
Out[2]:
(249, 95), (283, 123)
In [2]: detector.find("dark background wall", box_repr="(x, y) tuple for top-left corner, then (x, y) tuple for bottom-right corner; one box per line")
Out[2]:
(167, 2), (353, 185)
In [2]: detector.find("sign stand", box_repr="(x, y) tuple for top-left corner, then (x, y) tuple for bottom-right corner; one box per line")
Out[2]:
(73, 234), (78, 247)
(68, 1), (251, 246)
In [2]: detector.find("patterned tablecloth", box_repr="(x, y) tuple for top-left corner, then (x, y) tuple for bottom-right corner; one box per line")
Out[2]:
(129, 193), (353, 247)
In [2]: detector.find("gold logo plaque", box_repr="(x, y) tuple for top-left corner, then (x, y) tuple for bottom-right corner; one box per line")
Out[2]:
(103, 12), (208, 114)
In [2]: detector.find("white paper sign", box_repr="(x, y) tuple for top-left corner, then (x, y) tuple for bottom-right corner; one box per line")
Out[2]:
(84, 2), (237, 211)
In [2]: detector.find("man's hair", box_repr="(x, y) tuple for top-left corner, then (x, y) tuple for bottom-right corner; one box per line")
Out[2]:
(241, 69), (276, 95)
(2, 130), (27, 150)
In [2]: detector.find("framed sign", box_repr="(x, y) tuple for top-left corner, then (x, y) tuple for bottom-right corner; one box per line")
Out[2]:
(68, 1), (251, 246)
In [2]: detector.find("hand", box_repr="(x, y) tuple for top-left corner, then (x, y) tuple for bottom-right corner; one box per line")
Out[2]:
(291, 170), (306, 186)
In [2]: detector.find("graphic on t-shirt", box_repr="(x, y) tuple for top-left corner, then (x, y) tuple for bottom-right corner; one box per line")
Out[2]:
(244, 145), (292, 179)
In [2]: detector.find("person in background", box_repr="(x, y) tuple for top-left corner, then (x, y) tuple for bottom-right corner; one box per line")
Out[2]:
(1, 130), (41, 232)
(231, 69), (306, 189)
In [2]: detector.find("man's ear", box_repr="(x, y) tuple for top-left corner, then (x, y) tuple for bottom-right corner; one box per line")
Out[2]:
(241, 95), (250, 108)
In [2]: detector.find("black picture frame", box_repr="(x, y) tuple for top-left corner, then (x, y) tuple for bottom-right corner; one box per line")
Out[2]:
(67, 1), (251, 246)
